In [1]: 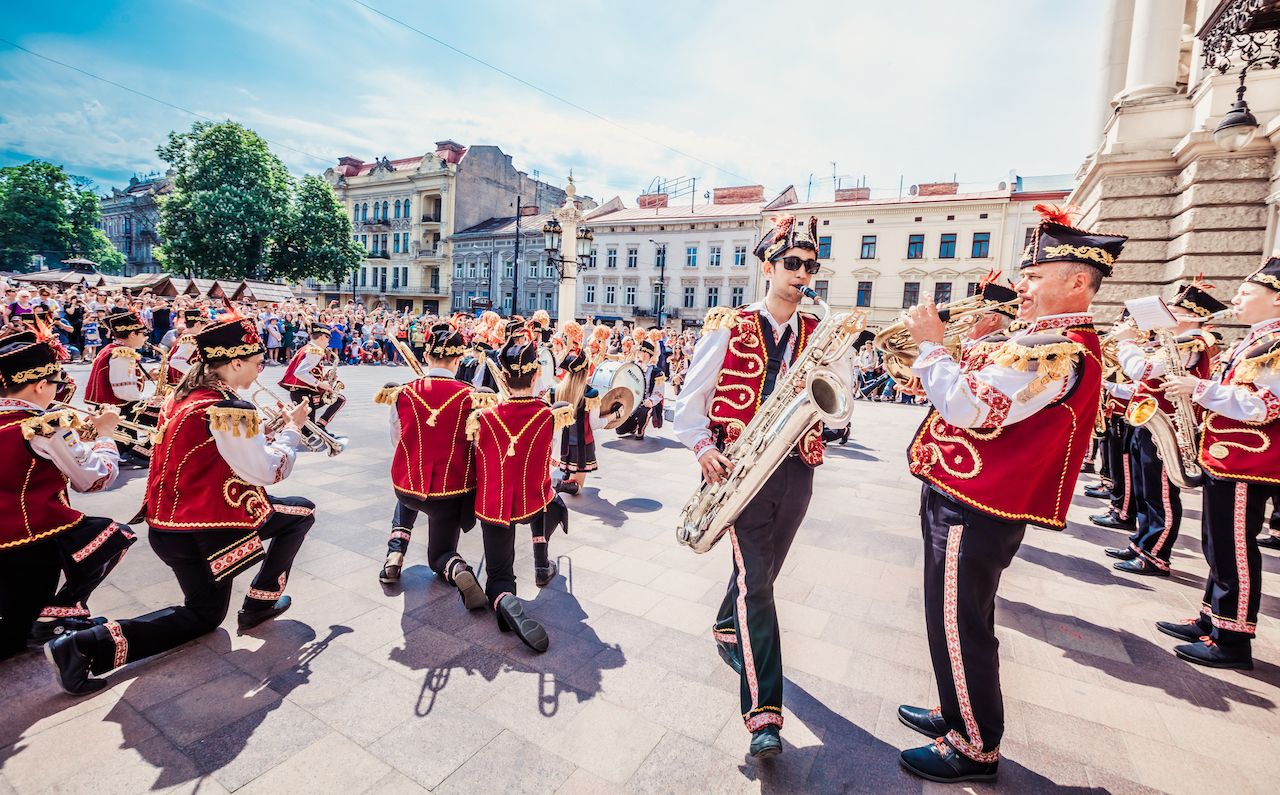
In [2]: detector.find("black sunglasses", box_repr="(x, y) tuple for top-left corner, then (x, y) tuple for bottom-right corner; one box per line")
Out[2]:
(774, 256), (821, 275)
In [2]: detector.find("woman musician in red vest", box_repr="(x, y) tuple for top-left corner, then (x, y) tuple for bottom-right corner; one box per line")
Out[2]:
(0, 331), (133, 660)
(895, 205), (1125, 783)
(467, 329), (571, 653)
(45, 313), (316, 696)
(1161, 258), (1280, 670)
(375, 321), (491, 613)
(163, 308), (209, 386)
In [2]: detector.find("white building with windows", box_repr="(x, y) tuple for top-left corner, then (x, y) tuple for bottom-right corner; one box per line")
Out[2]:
(577, 186), (765, 328)
(759, 178), (1070, 327)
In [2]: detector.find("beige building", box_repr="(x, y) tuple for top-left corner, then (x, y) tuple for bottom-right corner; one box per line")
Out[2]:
(760, 179), (1069, 326)
(1073, 0), (1280, 317)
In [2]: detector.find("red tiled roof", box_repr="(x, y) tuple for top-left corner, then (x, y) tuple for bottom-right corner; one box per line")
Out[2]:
(585, 201), (763, 224)
(335, 157), (427, 177)
(774, 190), (1011, 212)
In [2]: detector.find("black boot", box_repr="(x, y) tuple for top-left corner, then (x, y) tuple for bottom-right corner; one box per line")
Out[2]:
(1258, 534), (1280, 551)
(900, 739), (998, 783)
(1104, 547), (1137, 561)
(449, 560), (487, 610)
(749, 726), (781, 758)
(44, 631), (106, 696)
(237, 595), (292, 632)
(544, 494), (570, 538)
(897, 704), (947, 739)
(29, 616), (107, 647)
(495, 594), (549, 653)
(554, 479), (580, 496)
(1174, 638), (1253, 670)
(1113, 556), (1169, 577)
(1156, 617), (1211, 643)
(534, 560), (559, 588)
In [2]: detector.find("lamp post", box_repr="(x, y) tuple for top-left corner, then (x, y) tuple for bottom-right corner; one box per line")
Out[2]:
(1198, 0), (1280, 152)
(543, 176), (593, 330)
(648, 239), (667, 329)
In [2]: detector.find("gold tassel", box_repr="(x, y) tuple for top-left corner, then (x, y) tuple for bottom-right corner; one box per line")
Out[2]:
(552, 402), (576, 430)
(470, 391), (500, 410)
(992, 339), (1084, 377)
(373, 385), (402, 405)
(584, 395), (601, 415)
(465, 409), (482, 441)
(110, 346), (140, 360)
(20, 411), (78, 440)
(1233, 346), (1280, 384)
(205, 407), (261, 438)
(702, 306), (738, 332)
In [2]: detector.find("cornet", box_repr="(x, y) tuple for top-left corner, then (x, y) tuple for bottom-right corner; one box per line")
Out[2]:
(249, 381), (347, 457)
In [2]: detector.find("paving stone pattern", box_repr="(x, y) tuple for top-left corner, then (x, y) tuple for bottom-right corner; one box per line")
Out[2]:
(2, 364), (1278, 793)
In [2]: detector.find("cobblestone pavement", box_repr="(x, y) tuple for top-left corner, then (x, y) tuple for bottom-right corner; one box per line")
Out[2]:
(2, 363), (1279, 794)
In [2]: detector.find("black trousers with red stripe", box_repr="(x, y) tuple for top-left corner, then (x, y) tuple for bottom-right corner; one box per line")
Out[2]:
(1105, 417), (1134, 521)
(1129, 427), (1181, 568)
(919, 485), (1026, 762)
(711, 456), (813, 733)
(1198, 476), (1280, 644)
(386, 493), (476, 578)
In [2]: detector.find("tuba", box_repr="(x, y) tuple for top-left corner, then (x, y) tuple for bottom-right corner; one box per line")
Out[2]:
(676, 289), (866, 553)
(873, 294), (1020, 382)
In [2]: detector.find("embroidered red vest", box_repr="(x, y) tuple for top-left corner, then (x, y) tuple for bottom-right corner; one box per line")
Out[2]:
(909, 323), (1103, 529)
(392, 377), (477, 499)
(473, 396), (555, 525)
(84, 342), (122, 404)
(1198, 329), (1280, 485)
(1133, 341), (1215, 416)
(279, 346), (325, 392)
(144, 387), (271, 531)
(708, 307), (825, 466)
(0, 409), (84, 549)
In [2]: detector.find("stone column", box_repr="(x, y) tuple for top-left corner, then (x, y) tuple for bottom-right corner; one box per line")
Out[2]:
(554, 177), (586, 329)
(1092, 0), (1135, 135)
(1120, 0), (1183, 100)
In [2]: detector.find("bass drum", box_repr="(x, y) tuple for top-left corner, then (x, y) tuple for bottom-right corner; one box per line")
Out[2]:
(537, 346), (558, 394)
(588, 360), (645, 429)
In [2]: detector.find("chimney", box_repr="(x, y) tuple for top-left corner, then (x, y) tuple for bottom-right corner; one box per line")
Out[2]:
(434, 140), (467, 165)
(637, 193), (669, 209)
(712, 185), (765, 205)
(519, 203), (539, 217)
(834, 187), (871, 202)
(916, 182), (959, 196)
(337, 156), (364, 167)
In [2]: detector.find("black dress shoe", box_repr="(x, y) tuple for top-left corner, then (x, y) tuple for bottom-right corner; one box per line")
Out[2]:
(554, 480), (580, 495)
(716, 638), (743, 675)
(897, 704), (947, 739)
(237, 595), (292, 632)
(495, 594), (549, 653)
(1258, 534), (1280, 551)
(534, 561), (558, 588)
(379, 552), (404, 584)
(1156, 618), (1211, 643)
(1081, 461), (1096, 474)
(451, 566), (487, 610)
(1174, 638), (1253, 670)
(29, 616), (107, 647)
(900, 739), (998, 783)
(749, 726), (781, 758)
(1104, 547), (1137, 561)
(1083, 485), (1111, 499)
(44, 632), (106, 696)
(1113, 557), (1169, 577)
(1091, 512), (1134, 530)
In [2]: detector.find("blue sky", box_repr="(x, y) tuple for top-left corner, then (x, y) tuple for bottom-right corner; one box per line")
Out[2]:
(0, 0), (1107, 204)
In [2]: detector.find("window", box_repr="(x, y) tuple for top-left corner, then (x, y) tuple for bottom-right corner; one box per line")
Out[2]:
(707, 285), (720, 307)
(605, 284), (616, 304)
(394, 199), (401, 219)
(709, 245), (721, 267)
(361, 203), (368, 222)
(381, 233), (389, 252)
(392, 268), (400, 289)
(817, 236), (832, 259)
(404, 197), (410, 217)
(856, 281), (872, 307)
(468, 261), (477, 278)
(934, 282), (952, 304)
(544, 294), (553, 311)
(653, 283), (666, 312)
(966, 282), (980, 297)
(971, 232), (990, 259)
(393, 235), (401, 254)
(589, 247), (598, 269)
(731, 286), (745, 307)
(454, 261), (463, 277)
(814, 280), (829, 301)
(686, 246), (698, 267)
(481, 259), (490, 278)
(505, 260), (514, 279)
(353, 206), (359, 222)
(361, 234), (368, 250)
(733, 245), (747, 267)
(902, 282), (920, 308)
(381, 200), (389, 219)
(907, 234), (924, 259)
(939, 233), (957, 259)
(1024, 227), (1035, 247)
(360, 268), (367, 287)
(627, 247), (638, 268)
(683, 286), (696, 308)
(860, 235), (877, 259)
(607, 247), (618, 268)
(402, 266), (410, 287)
(624, 286), (636, 306)
(656, 246), (667, 269)
(585, 283), (596, 303)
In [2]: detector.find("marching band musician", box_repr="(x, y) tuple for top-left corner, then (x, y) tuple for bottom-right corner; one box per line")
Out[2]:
(1107, 282), (1226, 577)
(84, 308), (150, 408)
(279, 324), (347, 439)
(550, 348), (621, 496)
(163, 308), (209, 387)
(674, 214), (853, 760)
(374, 321), (490, 615)
(456, 310), (506, 392)
(1159, 258), (1280, 670)
(0, 331), (133, 661)
(45, 313), (316, 695)
(614, 339), (665, 440)
(896, 205), (1124, 782)
(1088, 375), (1138, 532)
(466, 331), (571, 651)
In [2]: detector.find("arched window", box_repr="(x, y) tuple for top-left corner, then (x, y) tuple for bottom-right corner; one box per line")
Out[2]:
(382, 201), (390, 220)
(404, 197), (411, 218)
(394, 199), (401, 219)
(353, 205), (359, 222)
(361, 203), (368, 222)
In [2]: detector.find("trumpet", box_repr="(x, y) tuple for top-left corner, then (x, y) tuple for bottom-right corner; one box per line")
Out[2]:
(50, 401), (158, 448)
(873, 295), (1020, 382)
(249, 381), (347, 457)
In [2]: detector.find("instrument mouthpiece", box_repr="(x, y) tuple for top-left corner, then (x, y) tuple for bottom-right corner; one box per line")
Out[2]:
(799, 286), (818, 300)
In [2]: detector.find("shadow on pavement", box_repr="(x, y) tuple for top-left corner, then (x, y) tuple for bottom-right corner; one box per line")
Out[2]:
(1016, 543), (1154, 591)
(564, 488), (661, 528)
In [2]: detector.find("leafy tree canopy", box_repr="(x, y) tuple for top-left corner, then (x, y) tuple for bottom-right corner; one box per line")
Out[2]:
(0, 160), (124, 273)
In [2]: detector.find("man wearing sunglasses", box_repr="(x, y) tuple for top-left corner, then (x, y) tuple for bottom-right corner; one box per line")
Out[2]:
(675, 214), (853, 760)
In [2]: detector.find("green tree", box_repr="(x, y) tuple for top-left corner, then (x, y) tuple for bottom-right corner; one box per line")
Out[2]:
(156, 121), (293, 280)
(268, 174), (363, 284)
(0, 160), (122, 272)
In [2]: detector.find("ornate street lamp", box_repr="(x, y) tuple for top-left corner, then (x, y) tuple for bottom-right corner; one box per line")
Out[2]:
(542, 218), (562, 254)
(1199, 0), (1280, 152)
(1215, 68), (1260, 151)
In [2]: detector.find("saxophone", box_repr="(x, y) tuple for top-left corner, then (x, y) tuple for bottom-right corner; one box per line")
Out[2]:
(676, 289), (866, 553)
(1124, 328), (1205, 489)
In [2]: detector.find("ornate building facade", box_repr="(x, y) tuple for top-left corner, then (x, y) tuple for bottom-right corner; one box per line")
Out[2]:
(98, 173), (171, 276)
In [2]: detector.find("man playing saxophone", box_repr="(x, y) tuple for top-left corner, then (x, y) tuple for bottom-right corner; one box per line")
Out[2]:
(673, 215), (852, 760)
(1108, 283), (1225, 577)
(895, 205), (1124, 783)
(1159, 258), (1280, 670)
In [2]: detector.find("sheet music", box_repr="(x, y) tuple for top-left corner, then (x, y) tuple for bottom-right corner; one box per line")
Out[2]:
(1123, 296), (1177, 331)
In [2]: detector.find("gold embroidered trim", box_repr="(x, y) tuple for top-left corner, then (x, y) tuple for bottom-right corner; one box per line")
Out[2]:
(202, 342), (262, 359)
(206, 407), (261, 437)
(1249, 271), (1280, 290)
(373, 385), (403, 405)
(9, 362), (61, 384)
(110, 347), (141, 361)
(20, 410), (80, 440)
(1233, 347), (1280, 384)
(1042, 244), (1114, 269)
(703, 306), (739, 332)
